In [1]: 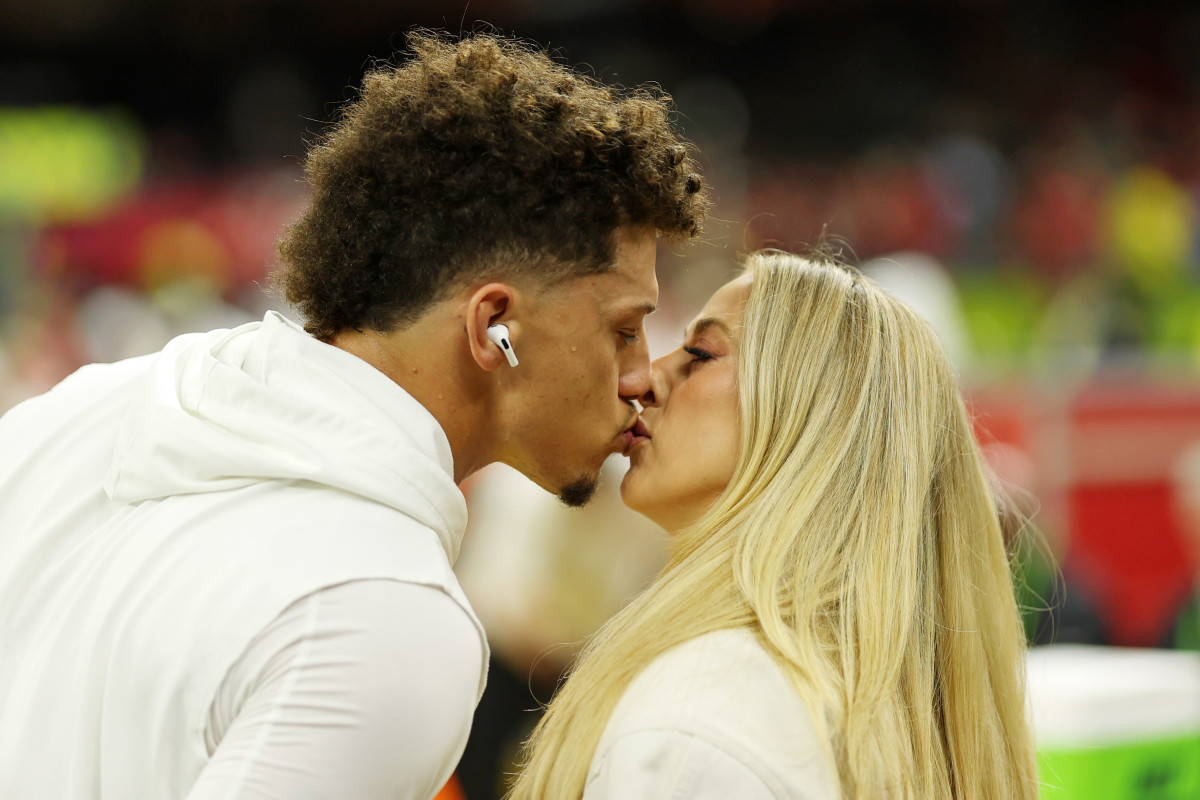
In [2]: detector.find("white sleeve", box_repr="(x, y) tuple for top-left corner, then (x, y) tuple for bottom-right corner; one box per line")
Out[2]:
(583, 729), (783, 800)
(187, 579), (484, 800)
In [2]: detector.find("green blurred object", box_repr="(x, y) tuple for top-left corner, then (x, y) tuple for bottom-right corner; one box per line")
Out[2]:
(1028, 646), (1200, 800)
(958, 268), (1046, 370)
(0, 106), (143, 223)
(1147, 282), (1200, 365)
(1038, 732), (1200, 799)
(1011, 533), (1056, 644)
(1172, 598), (1199, 652)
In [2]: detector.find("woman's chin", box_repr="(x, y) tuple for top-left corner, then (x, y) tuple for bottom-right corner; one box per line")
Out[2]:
(619, 469), (652, 516)
(618, 469), (640, 508)
(619, 473), (675, 532)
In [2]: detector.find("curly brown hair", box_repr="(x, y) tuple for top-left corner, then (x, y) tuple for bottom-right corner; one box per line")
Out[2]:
(273, 30), (709, 339)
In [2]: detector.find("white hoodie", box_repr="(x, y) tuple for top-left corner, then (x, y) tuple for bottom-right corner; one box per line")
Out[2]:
(0, 311), (488, 798)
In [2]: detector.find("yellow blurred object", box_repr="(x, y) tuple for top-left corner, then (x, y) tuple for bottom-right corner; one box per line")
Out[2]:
(1106, 167), (1193, 295)
(0, 106), (142, 223)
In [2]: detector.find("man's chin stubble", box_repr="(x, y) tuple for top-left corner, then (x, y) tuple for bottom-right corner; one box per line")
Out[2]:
(557, 476), (599, 508)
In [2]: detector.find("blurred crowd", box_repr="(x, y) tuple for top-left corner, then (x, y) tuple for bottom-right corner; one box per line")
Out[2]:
(8, 98), (1200, 398)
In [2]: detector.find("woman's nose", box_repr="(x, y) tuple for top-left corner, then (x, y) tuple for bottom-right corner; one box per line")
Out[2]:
(639, 356), (670, 408)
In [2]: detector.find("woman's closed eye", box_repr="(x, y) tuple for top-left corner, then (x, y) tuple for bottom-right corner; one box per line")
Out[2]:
(683, 345), (714, 366)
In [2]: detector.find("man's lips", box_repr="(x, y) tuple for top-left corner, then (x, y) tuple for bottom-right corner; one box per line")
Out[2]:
(621, 418), (652, 454)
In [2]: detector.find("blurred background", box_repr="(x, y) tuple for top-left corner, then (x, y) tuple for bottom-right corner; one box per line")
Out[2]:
(3, 0), (1200, 797)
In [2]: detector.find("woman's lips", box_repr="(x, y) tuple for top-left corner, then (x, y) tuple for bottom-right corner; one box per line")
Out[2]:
(623, 419), (652, 454)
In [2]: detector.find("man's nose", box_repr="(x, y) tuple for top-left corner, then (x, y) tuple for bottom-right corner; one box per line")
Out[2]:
(617, 339), (652, 403)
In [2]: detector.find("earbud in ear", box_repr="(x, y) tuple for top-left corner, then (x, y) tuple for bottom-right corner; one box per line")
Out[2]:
(486, 324), (519, 367)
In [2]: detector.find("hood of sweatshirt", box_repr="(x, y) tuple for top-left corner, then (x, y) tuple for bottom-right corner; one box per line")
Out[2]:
(102, 311), (467, 561)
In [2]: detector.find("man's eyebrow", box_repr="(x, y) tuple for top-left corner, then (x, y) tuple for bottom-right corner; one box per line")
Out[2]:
(684, 317), (733, 340)
(619, 301), (657, 318)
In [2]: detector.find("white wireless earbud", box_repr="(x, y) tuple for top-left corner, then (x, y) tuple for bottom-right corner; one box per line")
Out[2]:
(486, 324), (519, 367)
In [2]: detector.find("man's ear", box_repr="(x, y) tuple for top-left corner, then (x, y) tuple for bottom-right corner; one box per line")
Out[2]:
(466, 282), (520, 372)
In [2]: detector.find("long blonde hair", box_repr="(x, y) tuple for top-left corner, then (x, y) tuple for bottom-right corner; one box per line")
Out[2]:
(509, 251), (1038, 799)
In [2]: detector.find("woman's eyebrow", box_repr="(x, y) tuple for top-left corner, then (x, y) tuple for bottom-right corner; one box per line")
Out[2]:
(683, 317), (733, 340)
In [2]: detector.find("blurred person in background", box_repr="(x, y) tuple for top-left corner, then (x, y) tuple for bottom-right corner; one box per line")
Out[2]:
(0, 30), (707, 800)
(511, 250), (1037, 799)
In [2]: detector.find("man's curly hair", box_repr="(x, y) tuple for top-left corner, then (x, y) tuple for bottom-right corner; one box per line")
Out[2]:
(274, 30), (709, 339)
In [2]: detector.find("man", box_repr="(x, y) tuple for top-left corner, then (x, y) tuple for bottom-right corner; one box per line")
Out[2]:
(0, 31), (706, 799)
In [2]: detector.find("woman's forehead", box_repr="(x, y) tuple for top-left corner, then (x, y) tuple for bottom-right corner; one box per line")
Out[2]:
(692, 275), (752, 328)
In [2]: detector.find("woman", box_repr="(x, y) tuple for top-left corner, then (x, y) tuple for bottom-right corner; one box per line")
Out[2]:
(509, 251), (1039, 799)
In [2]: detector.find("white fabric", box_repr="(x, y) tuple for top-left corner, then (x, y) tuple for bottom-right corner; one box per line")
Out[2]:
(584, 628), (841, 800)
(0, 311), (488, 799)
(190, 580), (483, 800)
(1026, 644), (1200, 746)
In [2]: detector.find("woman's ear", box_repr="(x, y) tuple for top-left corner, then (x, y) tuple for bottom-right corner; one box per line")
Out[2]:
(466, 283), (520, 372)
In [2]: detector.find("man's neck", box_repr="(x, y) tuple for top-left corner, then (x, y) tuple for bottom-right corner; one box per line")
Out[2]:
(328, 321), (493, 484)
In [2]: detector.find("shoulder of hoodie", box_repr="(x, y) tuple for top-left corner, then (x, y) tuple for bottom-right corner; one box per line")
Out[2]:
(1, 351), (156, 424)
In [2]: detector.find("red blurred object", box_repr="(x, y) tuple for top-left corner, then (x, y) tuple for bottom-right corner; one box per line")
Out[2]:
(32, 171), (306, 292)
(968, 381), (1200, 647)
(745, 158), (956, 259)
(969, 385), (1034, 452)
(1010, 165), (1106, 281)
(1064, 385), (1200, 646)
(1068, 482), (1193, 645)
(845, 161), (956, 259)
(433, 772), (466, 800)
(745, 161), (844, 249)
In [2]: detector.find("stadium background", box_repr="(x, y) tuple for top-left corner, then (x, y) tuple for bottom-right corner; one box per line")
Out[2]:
(3, 1), (1199, 797)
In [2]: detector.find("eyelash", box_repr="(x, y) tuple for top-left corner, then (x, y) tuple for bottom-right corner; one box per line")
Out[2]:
(621, 331), (640, 346)
(683, 345), (714, 364)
